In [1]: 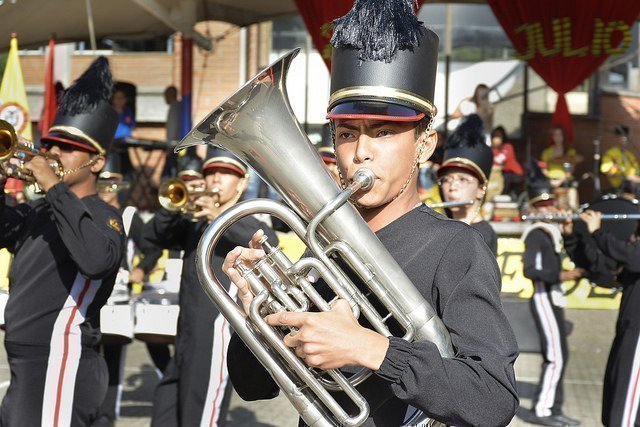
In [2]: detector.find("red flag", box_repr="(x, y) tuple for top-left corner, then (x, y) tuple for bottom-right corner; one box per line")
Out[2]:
(39, 37), (56, 136)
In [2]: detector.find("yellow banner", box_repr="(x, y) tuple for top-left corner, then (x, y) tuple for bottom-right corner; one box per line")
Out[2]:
(0, 36), (32, 140)
(498, 238), (620, 310)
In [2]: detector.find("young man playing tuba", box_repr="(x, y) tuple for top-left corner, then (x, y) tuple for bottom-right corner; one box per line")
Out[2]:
(221, 0), (519, 425)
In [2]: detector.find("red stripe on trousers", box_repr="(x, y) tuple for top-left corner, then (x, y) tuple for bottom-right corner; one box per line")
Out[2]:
(208, 319), (228, 427)
(53, 279), (91, 426)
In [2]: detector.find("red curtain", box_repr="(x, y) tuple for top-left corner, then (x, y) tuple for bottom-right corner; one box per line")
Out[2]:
(487, 0), (640, 142)
(294, 0), (425, 69)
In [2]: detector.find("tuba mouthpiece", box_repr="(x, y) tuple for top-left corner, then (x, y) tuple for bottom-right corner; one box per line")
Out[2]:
(352, 168), (376, 192)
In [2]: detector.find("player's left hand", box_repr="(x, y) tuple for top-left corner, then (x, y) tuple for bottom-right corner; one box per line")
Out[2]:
(265, 299), (390, 371)
(579, 209), (602, 234)
(24, 156), (60, 192)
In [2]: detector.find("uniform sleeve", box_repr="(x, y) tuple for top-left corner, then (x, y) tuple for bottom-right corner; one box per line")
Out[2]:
(523, 230), (561, 284)
(142, 208), (188, 249)
(129, 212), (163, 274)
(227, 332), (280, 400)
(225, 218), (281, 400)
(374, 230), (518, 426)
(216, 216), (279, 254)
(44, 182), (125, 279)
(593, 229), (640, 272)
(0, 183), (31, 251)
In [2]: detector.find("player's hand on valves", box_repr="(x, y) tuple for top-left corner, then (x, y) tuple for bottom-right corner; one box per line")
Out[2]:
(579, 209), (602, 234)
(223, 229), (267, 315)
(266, 299), (390, 371)
(24, 156), (59, 192)
(192, 195), (221, 222)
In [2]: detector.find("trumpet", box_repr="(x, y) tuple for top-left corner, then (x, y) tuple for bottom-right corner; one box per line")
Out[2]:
(521, 213), (640, 221)
(427, 199), (475, 209)
(0, 120), (63, 182)
(158, 178), (219, 214)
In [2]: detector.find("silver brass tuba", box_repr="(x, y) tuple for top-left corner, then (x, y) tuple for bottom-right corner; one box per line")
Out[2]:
(176, 49), (454, 427)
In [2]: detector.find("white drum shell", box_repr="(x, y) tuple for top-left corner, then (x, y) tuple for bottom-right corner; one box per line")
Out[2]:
(100, 304), (135, 345)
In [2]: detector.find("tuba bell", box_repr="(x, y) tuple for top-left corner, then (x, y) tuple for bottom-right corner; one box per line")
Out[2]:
(175, 49), (453, 427)
(0, 119), (63, 181)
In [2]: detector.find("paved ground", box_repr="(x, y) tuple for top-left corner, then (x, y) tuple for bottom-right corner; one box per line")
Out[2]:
(0, 308), (617, 426)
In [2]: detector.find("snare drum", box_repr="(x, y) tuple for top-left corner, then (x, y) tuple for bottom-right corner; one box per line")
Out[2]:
(133, 290), (179, 345)
(100, 302), (135, 345)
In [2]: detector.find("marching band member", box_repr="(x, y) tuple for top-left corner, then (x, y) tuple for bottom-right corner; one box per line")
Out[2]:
(223, 1), (519, 425)
(437, 114), (497, 255)
(522, 162), (583, 426)
(318, 146), (340, 184)
(94, 155), (164, 427)
(0, 58), (125, 426)
(146, 150), (277, 427)
(578, 210), (640, 426)
(601, 124), (640, 197)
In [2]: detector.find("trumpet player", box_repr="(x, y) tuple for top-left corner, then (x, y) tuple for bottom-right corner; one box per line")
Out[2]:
(0, 58), (125, 426)
(522, 161), (583, 426)
(94, 155), (165, 427)
(437, 114), (497, 255)
(224, 0), (518, 425)
(146, 150), (277, 427)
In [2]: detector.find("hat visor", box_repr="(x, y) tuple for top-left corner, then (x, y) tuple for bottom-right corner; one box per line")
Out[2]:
(328, 101), (425, 122)
(41, 133), (100, 153)
(202, 162), (246, 176)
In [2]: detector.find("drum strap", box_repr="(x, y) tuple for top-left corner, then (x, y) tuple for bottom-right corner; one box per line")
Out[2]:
(122, 206), (137, 236)
(521, 222), (563, 253)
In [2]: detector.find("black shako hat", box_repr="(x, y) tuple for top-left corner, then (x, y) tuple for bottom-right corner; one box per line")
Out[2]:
(438, 114), (493, 184)
(202, 147), (248, 177)
(99, 154), (123, 181)
(527, 160), (555, 207)
(41, 57), (118, 155)
(177, 154), (204, 180)
(327, 0), (439, 122)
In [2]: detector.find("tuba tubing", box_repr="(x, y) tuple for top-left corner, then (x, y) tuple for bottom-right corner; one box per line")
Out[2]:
(180, 48), (453, 426)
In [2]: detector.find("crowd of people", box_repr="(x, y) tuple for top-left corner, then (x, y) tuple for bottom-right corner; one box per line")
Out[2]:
(0, 0), (638, 426)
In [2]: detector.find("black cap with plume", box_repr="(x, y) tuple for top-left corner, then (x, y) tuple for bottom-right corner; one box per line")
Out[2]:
(527, 159), (555, 207)
(328, 0), (439, 121)
(438, 114), (493, 183)
(42, 56), (119, 154)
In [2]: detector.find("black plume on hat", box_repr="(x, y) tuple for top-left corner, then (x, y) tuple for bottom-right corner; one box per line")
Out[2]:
(43, 56), (118, 154)
(58, 57), (113, 116)
(438, 114), (493, 183)
(331, 0), (423, 63)
(445, 114), (485, 150)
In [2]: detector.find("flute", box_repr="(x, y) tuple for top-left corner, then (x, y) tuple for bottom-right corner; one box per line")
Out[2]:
(427, 200), (475, 209)
(521, 213), (640, 221)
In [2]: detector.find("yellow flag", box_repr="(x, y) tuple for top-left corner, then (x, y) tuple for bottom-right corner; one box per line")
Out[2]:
(0, 35), (32, 140)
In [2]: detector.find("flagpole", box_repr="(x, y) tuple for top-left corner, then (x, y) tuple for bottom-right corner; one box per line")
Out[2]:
(85, 0), (97, 51)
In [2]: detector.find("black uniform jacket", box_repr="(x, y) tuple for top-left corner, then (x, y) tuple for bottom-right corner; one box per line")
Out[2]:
(471, 220), (498, 256)
(227, 205), (519, 426)
(592, 230), (640, 327)
(142, 208), (278, 318)
(523, 228), (562, 285)
(0, 182), (125, 349)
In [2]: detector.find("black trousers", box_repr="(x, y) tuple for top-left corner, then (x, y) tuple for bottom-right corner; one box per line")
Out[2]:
(602, 322), (640, 426)
(151, 311), (232, 427)
(96, 342), (171, 423)
(0, 343), (108, 427)
(530, 283), (569, 417)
